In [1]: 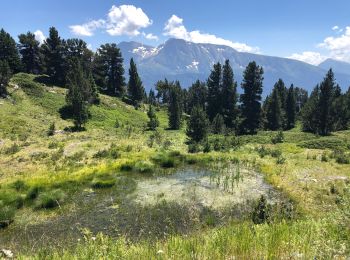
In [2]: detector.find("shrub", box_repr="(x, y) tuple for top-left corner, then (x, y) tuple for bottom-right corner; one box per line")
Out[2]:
(11, 180), (27, 191)
(252, 195), (271, 224)
(134, 161), (154, 173)
(120, 161), (134, 171)
(34, 189), (66, 209)
(256, 145), (269, 158)
(152, 153), (175, 168)
(276, 155), (286, 164)
(0, 202), (15, 228)
(4, 143), (20, 155)
(331, 149), (350, 164)
(271, 131), (284, 144)
(188, 143), (200, 153)
(270, 149), (282, 158)
(203, 140), (211, 153)
(47, 122), (55, 136)
(26, 186), (43, 200)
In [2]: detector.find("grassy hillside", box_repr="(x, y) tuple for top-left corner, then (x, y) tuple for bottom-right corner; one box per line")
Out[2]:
(0, 73), (349, 258)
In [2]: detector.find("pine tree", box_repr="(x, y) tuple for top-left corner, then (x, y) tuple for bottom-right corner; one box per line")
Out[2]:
(93, 43), (125, 97)
(18, 32), (42, 74)
(65, 38), (93, 73)
(265, 87), (282, 130)
(155, 79), (171, 104)
(240, 61), (264, 134)
(66, 59), (90, 129)
(148, 89), (157, 105)
(0, 60), (11, 98)
(186, 105), (209, 143)
(168, 81), (183, 130)
(87, 72), (100, 104)
(127, 58), (145, 105)
(147, 105), (159, 130)
(0, 28), (21, 73)
(286, 84), (296, 129)
(41, 27), (66, 85)
(187, 80), (207, 113)
(318, 69), (336, 135)
(212, 113), (225, 134)
(207, 63), (222, 121)
(221, 60), (238, 129)
(301, 85), (320, 133)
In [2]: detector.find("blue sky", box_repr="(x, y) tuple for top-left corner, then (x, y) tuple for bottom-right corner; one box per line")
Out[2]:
(1, 0), (350, 64)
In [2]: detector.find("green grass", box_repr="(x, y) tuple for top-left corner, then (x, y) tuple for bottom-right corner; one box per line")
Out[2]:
(0, 73), (349, 258)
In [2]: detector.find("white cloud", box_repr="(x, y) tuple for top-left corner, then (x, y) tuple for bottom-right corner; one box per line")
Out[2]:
(34, 30), (46, 44)
(69, 5), (153, 37)
(332, 25), (339, 31)
(142, 32), (158, 41)
(106, 5), (152, 36)
(288, 51), (327, 65)
(318, 26), (350, 62)
(69, 19), (105, 36)
(163, 15), (260, 53)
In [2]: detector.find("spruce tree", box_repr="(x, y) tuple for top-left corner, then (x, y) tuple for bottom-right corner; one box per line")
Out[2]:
(221, 59), (238, 129)
(187, 80), (207, 112)
(212, 113), (225, 134)
(0, 28), (21, 73)
(127, 58), (145, 105)
(93, 43), (125, 97)
(155, 79), (170, 104)
(186, 105), (209, 143)
(0, 60), (11, 98)
(18, 32), (42, 74)
(41, 27), (66, 85)
(207, 63), (222, 121)
(147, 105), (159, 130)
(318, 69), (336, 135)
(266, 87), (282, 130)
(65, 38), (93, 73)
(301, 85), (320, 133)
(286, 84), (296, 129)
(66, 59), (90, 129)
(240, 61), (264, 134)
(168, 81), (183, 130)
(148, 89), (157, 105)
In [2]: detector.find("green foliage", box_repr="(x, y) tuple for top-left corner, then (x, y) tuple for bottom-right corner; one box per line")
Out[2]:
(212, 113), (225, 134)
(134, 160), (154, 173)
(298, 137), (346, 150)
(47, 122), (55, 136)
(93, 144), (120, 159)
(0, 202), (15, 228)
(147, 105), (159, 130)
(186, 105), (209, 143)
(252, 195), (271, 224)
(0, 28), (22, 73)
(93, 43), (125, 97)
(3, 143), (20, 155)
(91, 175), (116, 189)
(34, 189), (66, 209)
(127, 58), (145, 105)
(18, 31), (42, 74)
(265, 82), (283, 130)
(188, 142), (201, 153)
(271, 131), (284, 144)
(0, 60), (11, 97)
(168, 81), (183, 130)
(286, 84), (296, 129)
(240, 61), (264, 134)
(187, 80), (207, 112)
(207, 62), (222, 121)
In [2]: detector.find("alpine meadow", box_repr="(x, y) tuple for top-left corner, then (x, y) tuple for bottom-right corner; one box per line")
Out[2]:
(1, 1), (350, 259)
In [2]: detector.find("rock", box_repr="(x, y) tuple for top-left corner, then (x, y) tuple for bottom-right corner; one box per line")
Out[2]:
(1, 249), (14, 258)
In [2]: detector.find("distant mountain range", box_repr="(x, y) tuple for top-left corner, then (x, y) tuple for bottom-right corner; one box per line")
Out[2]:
(118, 38), (350, 95)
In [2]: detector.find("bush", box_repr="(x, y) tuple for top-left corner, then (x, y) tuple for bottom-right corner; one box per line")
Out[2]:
(271, 131), (284, 144)
(252, 195), (271, 224)
(47, 122), (55, 136)
(11, 180), (27, 191)
(26, 186), (43, 200)
(93, 144), (120, 159)
(276, 155), (286, 164)
(152, 153), (175, 168)
(0, 202), (15, 228)
(4, 143), (20, 155)
(203, 140), (211, 153)
(120, 161), (134, 171)
(134, 161), (154, 173)
(34, 189), (66, 209)
(331, 149), (350, 164)
(188, 143), (200, 153)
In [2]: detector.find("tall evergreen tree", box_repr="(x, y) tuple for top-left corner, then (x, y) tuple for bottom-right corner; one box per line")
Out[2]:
(187, 80), (207, 112)
(65, 59), (90, 129)
(286, 84), (296, 129)
(212, 113), (225, 134)
(294, 87), (308, 113)
(186, 105), (209, 143)
(127, 58), (145, 105)
(221, 59), (238, 129)
(0, 28), (21, 73)
(155, 79), (171, 104)
(148, 89), (157, 105)
(18, 32), (42, 74)
(65, 38), (93, 72)
(147, 105), (159, 130)
(168, 81), (183, 130)
(301, 85), (320, 133)
(41, 27), (66, 85)
(93, 43), (125, 97)
(265, 87), (282, 130)
(240, 61), (264, 134)
(318, 69), (336, 135)
(207, 63), (222, 121)
(0, 60), (11, 98)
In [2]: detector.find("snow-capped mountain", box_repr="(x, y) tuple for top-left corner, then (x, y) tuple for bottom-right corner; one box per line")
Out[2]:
(118, 38), (350, 94)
